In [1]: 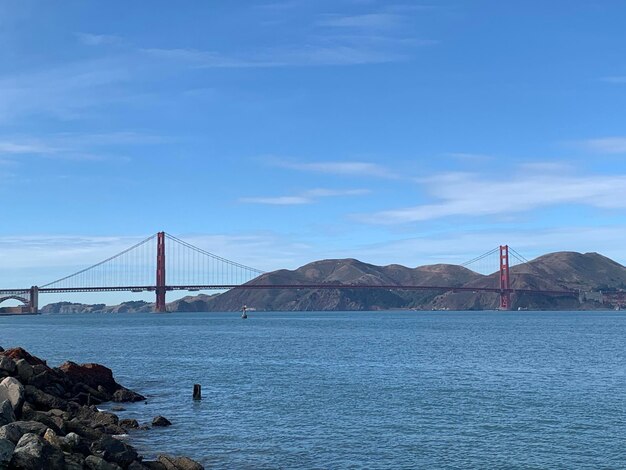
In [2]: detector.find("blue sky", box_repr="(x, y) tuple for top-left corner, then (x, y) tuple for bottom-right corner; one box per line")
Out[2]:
(2, 1), (626, 303)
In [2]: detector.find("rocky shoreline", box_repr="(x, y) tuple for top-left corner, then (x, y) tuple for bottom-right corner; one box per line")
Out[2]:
(0, 346), (203, 469)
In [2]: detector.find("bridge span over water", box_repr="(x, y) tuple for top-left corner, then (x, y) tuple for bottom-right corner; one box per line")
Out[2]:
(0, 232), (581, 314)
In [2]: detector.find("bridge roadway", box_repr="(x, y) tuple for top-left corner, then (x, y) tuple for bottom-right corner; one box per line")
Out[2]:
(2, 284), (579, 296)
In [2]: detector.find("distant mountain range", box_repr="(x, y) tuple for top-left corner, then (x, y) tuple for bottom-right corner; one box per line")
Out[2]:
(40, 251), (626, 313)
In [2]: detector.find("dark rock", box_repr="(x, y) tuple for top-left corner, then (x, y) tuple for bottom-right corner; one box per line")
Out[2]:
(143, 462), (167, 470)
(65, 418), (104, 442)
(0, 438), (14, 469)
(59, 362), (119, 393)
(2, 348), (47, 367)
(61, 432), (91, 456)
(0, 377), (25, 417)
(24, 385), (67, 412)
(10, 432), (66, 470)
(111, 406), (126, 412)
(152, 416), (172, 427)
(20, 408), (64, 435)
(158, 454), (204, 470)
(100, 424), (127, 436)
(113, 387), (146, 402)
(0, 423), (22, 444)
(72, 382), (110, 402)
(0, 401), (14, 427)
(71, 391), (100, 406)
(14, 359), (35, 384)
(11, 420), (48, 437)
(0, 356), (15, 376)
(128, 461), (152, 470)
(119, 418), (139, 429)
(85, 454), (124, 470)
(64, 452), (86, 470)
(90, 435), (138, 467)
(28, 369), (59, 390)
(89, 410), (119, 429)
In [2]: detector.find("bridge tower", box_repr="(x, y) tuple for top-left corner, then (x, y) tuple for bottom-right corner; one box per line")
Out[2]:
(29, 286), (39, 314)
(156, 231), (167, 312)
(499, 245), (511, 310)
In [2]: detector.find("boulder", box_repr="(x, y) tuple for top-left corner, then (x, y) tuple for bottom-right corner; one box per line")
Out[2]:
(112, 388), (146, 402)
(2, 348), (47, 367)
(0, 438), (14, 469)
(152, 416), (172, 427)
(20, 408), (64, 435)
(0, 356), (15, 376)
(0, 401), (14, 427)
(85, 454), (124, 470)
(11, 420), (48, 437)
(119, 418), (139, 429)
(10, 432), (65, 470)
(157, 454), (204, 470)
(143, 462), (167, 470)
(90, 435), (138, 467)
(0, 423), (22, 444)
(24, 385), (67, 411)
(61, 432), (91, 456)
(43, 428), (62, 448)
(65, 418), (104, 442)
(59, 362), (119, 393)
(0, 378), (24, 417)
(14, 360), (35, 384)
(128, 461), (153, 470)
(64, 452), (86, 470)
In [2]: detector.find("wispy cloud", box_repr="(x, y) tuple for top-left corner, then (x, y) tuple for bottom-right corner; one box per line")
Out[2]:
(317, 13), (403, 29)
(240, 188), (370, 205)
(579, 137), (626, 154)
(0, 132), (166, 164)
(75, 32), (122, 46)
(0, 58), (131, 121)
(601, 76), (626, 84)
(359, 171), (626, 224)
(267, 157), (398, 178)
(445, 152), (494, 163)
(0, 141), (60, 155)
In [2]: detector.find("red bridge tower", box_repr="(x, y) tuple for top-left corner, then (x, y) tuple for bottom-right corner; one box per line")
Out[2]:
(499, 245), (511, 310)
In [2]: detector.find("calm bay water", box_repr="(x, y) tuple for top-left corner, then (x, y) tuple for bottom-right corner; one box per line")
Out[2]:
(1, 311), (625, 469)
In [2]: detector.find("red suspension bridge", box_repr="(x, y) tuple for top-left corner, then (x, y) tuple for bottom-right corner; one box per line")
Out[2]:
(0, 231), (580, 313)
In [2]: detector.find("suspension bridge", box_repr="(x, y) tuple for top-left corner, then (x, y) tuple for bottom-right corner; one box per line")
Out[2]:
(0, 232), (580, 314)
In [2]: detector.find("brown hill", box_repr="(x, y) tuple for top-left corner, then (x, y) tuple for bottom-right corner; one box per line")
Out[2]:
(39, 251), (626, 312)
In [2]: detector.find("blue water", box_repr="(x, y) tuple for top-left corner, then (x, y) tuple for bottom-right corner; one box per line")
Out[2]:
(1, 311), (626, 469)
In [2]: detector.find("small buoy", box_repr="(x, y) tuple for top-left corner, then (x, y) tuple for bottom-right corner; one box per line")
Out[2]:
(193, 384), (202, 400)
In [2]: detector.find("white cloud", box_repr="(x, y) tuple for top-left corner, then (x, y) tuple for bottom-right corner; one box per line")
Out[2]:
(601, 76), (626, 84)
(359, 171), (626, 224)
(0, 58), (130, 121)
(0, 133), (166, 162)
(580, 137), (626, 154)
(0, 141), (60, 155)
(75, 32), (121, 46)
(318, 13), (403, 29)
(240, 196), (311, 205)
(240, 188), (370, 205)
(268, 158), (398, 178)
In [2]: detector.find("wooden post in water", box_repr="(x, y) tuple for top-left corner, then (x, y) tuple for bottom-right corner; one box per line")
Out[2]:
(193, 384), (202, 400)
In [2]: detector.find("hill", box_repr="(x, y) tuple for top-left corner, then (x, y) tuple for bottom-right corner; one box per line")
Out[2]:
(39, 251), (626, 312)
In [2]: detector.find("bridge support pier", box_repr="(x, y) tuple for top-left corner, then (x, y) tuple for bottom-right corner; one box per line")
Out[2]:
(155, 231), (167, 313)
(29, 286), (39, 314)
